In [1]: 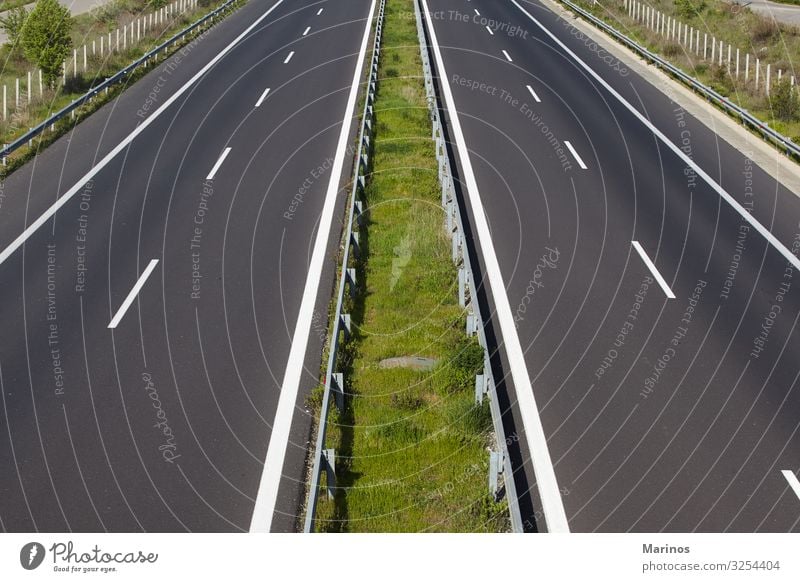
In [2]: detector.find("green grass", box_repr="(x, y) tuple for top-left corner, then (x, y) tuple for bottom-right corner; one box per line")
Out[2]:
(573, 0), (800, 141)
(311, 0), (508, 532)
(0, 0), (33, 13)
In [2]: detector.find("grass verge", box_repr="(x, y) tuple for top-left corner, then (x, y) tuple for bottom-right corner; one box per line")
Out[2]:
(568, 0), (800, 141)
(0, 0), (238, 176)
(311, 0), (508, 533)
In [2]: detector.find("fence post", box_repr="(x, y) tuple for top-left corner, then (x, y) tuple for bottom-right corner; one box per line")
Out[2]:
(745, 53), (750, 82)
(766, 63), (771, 96)
(755, 58), (760, 91)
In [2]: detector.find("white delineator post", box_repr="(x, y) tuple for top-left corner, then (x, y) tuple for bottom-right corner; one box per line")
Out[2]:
(745, 53), (750, 82)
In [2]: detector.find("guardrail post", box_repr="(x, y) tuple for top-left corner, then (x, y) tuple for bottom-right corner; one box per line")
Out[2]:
(466, 313), (479, 337)
(451, 231), (461, 263)
(475, 373), (486, 404)
(350, 231), (360, 259)
(346, 268), (357, 297)
(322, 449), (336, 499)
(340, 313), (352, 342)
(489, 450), (503, 498)
(458, 266), (466, 307)
(354, 199), (364, 225)
(331, 373), (345, 411)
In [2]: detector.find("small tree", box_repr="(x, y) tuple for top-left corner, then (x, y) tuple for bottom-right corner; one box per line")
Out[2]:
(0, 6), (29, 50)
(769, 79), (800, 122)
(21, 0), (73, 89)
(675, 0), (705, 19)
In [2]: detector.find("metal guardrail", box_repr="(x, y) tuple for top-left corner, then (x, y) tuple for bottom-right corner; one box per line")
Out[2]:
(414, 0), (524, 533)
(559, 0), (800, 159)
(303, 0), (386, 533)
(1, 0), (239, 162)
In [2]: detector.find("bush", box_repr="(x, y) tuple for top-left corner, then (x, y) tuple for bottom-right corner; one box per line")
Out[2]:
(752, 18), (779, 43)
(674, 0), (705, 19)
(21, 0), (73, 88)
(0, 6), (28, 50)
(769, 79), (800, 121)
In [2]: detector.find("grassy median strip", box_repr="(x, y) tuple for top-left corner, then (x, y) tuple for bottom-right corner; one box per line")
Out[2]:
(312, 0), (508, 532)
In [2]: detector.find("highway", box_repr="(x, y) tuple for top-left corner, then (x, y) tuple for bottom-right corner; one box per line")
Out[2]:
(0, 0), (375, 532)
(421, 0), (800, 532)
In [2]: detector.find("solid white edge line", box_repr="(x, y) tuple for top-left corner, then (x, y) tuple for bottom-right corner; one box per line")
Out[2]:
(248, 0), (378, 533)
(486, 25), (494, 35)
(0, 0), (287, 269)
(303, 26), (311, 36)
(107, 260), (159, 329)
(509, 0), (800, 274)
(564, 140), (588, 170)
(420, 0), (570, 533)
(782, 470), (800, 501)
(255, 87), (271, 107)
(526, 84), (541, 103)
(284, 50), (295, 63)
(632, 241), (676, 299)
(206, 146), (232, 180)
(502, 49), (513, 61)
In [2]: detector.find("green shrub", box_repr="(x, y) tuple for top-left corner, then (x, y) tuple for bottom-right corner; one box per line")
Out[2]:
(21, 0), (73, 88)
(769, 79), (800, 121)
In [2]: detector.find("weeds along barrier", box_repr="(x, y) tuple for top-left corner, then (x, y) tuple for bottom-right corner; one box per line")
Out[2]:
(413, 0), (524, 533)
(303, 0), (386, 534)
(561, 0), (800, 159)
(1, 0), (238, 163)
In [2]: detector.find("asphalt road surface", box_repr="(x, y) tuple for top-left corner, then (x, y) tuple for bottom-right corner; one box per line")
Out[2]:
(0, 0), (374, 532)
(422, 0), (800, 532)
